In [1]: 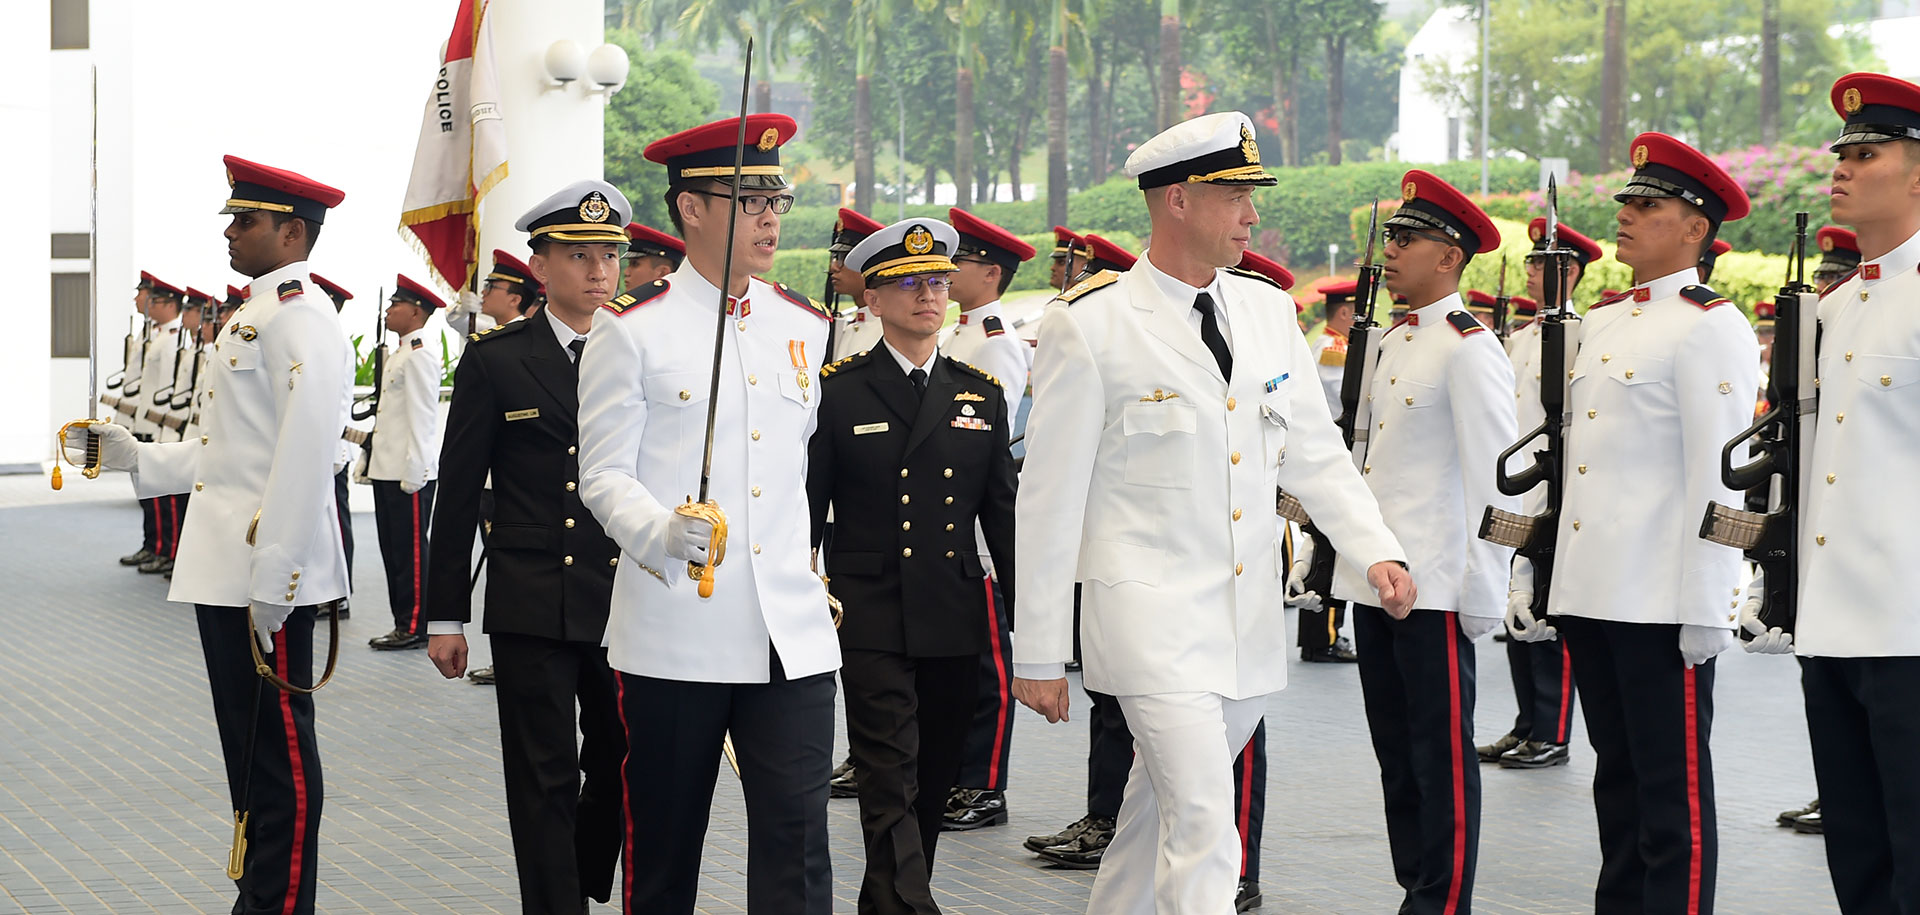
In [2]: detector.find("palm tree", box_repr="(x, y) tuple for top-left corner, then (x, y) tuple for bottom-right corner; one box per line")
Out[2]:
(1598, 0), (1626, 169)
(1047, 0), (1069, 226)
(1157, 0), (1182, 130)
(677, 0), (806, 113)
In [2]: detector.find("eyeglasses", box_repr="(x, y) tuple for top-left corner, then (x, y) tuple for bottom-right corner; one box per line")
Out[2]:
(688, 189), (796, 215)
(883, 275), (953, 292)
(1383, 226), (1453, 248)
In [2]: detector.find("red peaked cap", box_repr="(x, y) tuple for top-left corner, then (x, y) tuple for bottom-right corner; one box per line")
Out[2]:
(485, 251), (535, 287)
(1615, 132), (1750, 223)
(225, 285), (245, 302)
(1051, 226), (1087, 254)
(1828, 72), (1920, 147)
(1236, 250), (1296, 291)
(1388, 169), (1501, 254)
(1511, 295), (1539, 316)
(1816, 226), (1859, 256)
(184, 287), (214, 303)
(1318, 278), (1359, 305)
(220, 155), (345, 223)
(1710, 239), (1732, 256)
(1466, 289), (1497, 309)
(643, 114), (798, 190)
(392, 274), (448, 311)
(949, 208), (1037, 272)
(147, 275), (185, 298)
(831, 207), (887, 253)
(624, 223), (685, 259)
(1753, 300), (1777, 322)
(309, 273), (353, 302)
(1526, 218), (1604, 267)
(1082, 233), (1137, 271)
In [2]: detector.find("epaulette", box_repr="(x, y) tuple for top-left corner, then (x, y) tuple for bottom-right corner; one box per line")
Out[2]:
(601, 279), (670, 317)
(1680, 285), (1731, 310)
(949, 358), (1001, 390)
(819, 350), (871, 379)
(1318, 341), (1348, 366)
(763, 278), (831, 321)
(982, 314), (1006, 338)
(1224, 266), (1285, 292)
(468, 316), (530, 343)
(277, 280), (303, 301)
(1589, 289), (1634, 310)
(1445, 310), (1488, 336)
(1057, 270), (1120, 305)
(1819, 267), (1860, 299)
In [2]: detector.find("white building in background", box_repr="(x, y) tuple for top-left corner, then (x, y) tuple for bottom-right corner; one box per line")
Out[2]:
(2, 0), (610, 471)
(1392, 6), (1479, 165)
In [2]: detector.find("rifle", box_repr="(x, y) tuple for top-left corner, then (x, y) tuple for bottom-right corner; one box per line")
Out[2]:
(1479, 176), (1581, 613)
(1492, 252), (1511, 343)
(118, 310), (152, 421)
(351, 286), (387, 455)
(164, 298), (213, 434)
(1277, 199), (1386, 598)
(103, 314), (137, 408)
(1698, 212), (1817, 635)
(822, 248), (841, 360)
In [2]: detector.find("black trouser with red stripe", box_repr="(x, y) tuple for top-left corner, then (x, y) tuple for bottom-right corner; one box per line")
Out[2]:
(1555, 616), (1716, 915)
(141, 494), (186, 558)
(196, 604), (323, 915)
(1506, 636), (1576, 743)
(1231, 719), (1268, 884)
(371, 479), (434, 633)
(1802, 654), (1920, 915)
(139, 496), (160, 552)
(955, 575), (1014, 792)
(1355, 605), (1479, 915)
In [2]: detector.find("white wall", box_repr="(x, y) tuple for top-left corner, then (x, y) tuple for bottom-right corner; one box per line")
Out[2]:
(1, 4), (53, 470)
(1395, 7), (1478, 165)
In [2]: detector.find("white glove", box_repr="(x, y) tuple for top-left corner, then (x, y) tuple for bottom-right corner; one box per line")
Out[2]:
(1505, 589), (1557, 642)
(251, 603), (294, 653)
(1737, 572), (1793, 654)
(1285, 538), (1323, 611)
(1458, 613), (1502, 641)
(61, 421), (139, 472)
(1678, 624), (1736, 668)
(401, 474), (426, 495)
(667, 511), (715, 563)
(352, 450), (371, 485)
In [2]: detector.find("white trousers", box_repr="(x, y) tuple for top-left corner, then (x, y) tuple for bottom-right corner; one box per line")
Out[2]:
(1086, 691), (1269, 915)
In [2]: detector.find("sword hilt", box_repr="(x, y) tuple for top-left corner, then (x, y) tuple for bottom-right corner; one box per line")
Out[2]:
(678, 499), (729, 598)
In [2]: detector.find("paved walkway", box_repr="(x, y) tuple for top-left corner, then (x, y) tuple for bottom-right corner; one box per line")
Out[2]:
(0, 473), (1838, 913)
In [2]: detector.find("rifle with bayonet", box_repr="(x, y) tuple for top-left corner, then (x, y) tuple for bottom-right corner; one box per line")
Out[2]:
(144, 313), (185, 438)
(350, 286), (386, 456)
(1698, 212), (1817, 636)
(1492, 253), (1511, 343)
(102, 314), (139, 412)
(823, 242), (841, 360)
(1479, 176), (1581, 614)
(1277, 199), (1387, 600)
(117, 310), (152, 421)
(164, 297), (214, 436)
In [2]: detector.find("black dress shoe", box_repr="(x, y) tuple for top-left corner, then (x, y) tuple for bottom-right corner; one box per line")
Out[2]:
(1499, 740), (1570, 769)
(369, 629), (427, 650)
(829, 756), (859, 798)
(1776, 797), (1819, 827)
(1300, 637), (1358, 663)
(942, 788), (1007, 831)
(119, 548), (154, 566)
(138, 556), (172, 574)
(1064, 659), (1082, 672)
(1024, 813), (1102, 853)
(1235, 879), (1263, 911)
(1035, 816), (1115, 869)
(1476, 732), (1523, 764)
(1792, 809), (1824, 834)
(468, 666), (496, 685)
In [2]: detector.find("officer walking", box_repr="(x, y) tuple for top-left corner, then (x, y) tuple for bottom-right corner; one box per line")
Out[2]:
(63, 155), (350, 915)
(1507, 132), (1758, 914)
(367, 275), (446, 651)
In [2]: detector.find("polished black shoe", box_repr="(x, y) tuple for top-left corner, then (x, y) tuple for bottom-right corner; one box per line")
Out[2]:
(1499, 740), (1571, 769)
(942, 788), (1008, 831)
(828, 757), (859, 798)
(1064, 659), (1082, 672)
(468, 666), (496, 685)
(1035, 816), (1115, 869)
(1024, 813), (1101, 853)
(1477, 732), (1523, 764)
(369, 629), (427, 650)
(119, 548), (154, 566)
(1792, 809), (1824, 835)
(1776, 797), (1819, 827)
(138, 556), (172, 574)
(1235, 879), (1263, 912)
(1300, 636), (1359, 663)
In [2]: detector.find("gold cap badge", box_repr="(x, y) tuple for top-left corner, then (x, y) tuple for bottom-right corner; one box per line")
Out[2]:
(1529, 223), (1543, 241)
(578, 191), (611, 224)
(1843, 86), (1864, 115)
(1402, 181), (1417, 202)
(904, 226), (934, 255)
(1632, 144), (1650, 168)
(1820, 234), (1835, 252)
(1239, 124), (1261, 165)
(757, 128), (780, 152)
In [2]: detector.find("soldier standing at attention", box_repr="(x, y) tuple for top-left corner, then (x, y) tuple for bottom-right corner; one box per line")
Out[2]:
(622, 222), (684, 290)
(1049, 226), (1088, 292)
(63, 155), (349, 915)
(367, 275), (447, 651)
(1506, 132), (1757, 915)
(829, 207), (888, 363)
(132, 277), (185, 575)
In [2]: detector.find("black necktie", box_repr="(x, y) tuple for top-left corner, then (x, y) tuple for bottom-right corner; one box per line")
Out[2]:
(909, 367), (928, 399)
(1193, 292), (1232, 380)
(568, 338), (586, 364)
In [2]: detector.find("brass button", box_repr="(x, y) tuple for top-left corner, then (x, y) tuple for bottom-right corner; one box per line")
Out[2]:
(901, 521), (912, 531)
(1390, 376), (1397, 384)
(1226, 397), (1237, 411)
(563, 556), (574, 566)
(609, 558), (619, 567)
(1363, 464), (1372, 474)
(900, 468), (909, 478)
(200, 435), (209, 444)
(291, 572), (300, 580)
(230, 357), (237, 366)
(194, 482), (204, 492)
(754, 487), (764, 497)
(1631, 307), (1643, 316)
(751, 430), (761, 441)
(565, 518), (576, 528)
(748, 374), (758, 385)
(902, 548), (913, 558)
(944, 496), (954, 505)
(679, 390), (690, 400)
(1882, 375), (1893, 386)
(899, 494), (909, 504)
(1577, 464), (1587, 474)
(946, 550), (956, 558)
(943, 468), (953, 478)
(1232, 509), (1243, 521)
(1846, 351), (1854, 362)
(565, 481), (577, 492)
(1572, 521), (1581, 530)
(1378, 422), (1385, 430)
(753, 544), (762, 554)
(1817, 535), (1827, 546)
(1230, 452), (1241, 465)
(1624, 369), (1635, 379)
(1600, 354), (1611, 363)
(1837, 413), (1845, 424)
(1827, 473), (1836, 484)
(1588, 409), (1597, 419)
(285, 592), (296, 601)
(1405, 332), (1414, 341)
(1568, 369), (1575, 379)
(737, 320), (747, 331)
(1235, 563), (1244, 575)
(1405, 396), (1414, 405)
(567, 445), (577, 455)
(945, 523), (955, 531)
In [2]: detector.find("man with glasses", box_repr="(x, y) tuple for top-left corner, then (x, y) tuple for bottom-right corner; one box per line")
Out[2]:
(807, 217), (1019, 915)
(1334, 169), (1519, 914)
(576, 114), (839, 915)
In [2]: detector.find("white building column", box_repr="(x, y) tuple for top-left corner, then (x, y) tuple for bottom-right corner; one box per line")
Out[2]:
(1, 4), (54, 470)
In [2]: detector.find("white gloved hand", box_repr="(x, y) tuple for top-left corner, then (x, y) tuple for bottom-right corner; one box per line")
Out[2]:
(251, 602), (294, 653)
(1285, 557), (1322, 612)
(352, 450), (371, 485)
(1679, 624), (1736, 668)
(1737, 573), (1793, 654)
(1505, 589), (1557, 642)
(61, 421), (139, 472)
(667, 511), (715, 563)
(401, 474), (426, 495)
(1458, 613), (1503, 641)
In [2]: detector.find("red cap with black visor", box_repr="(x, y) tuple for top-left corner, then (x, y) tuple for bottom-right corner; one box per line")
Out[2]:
(949, 208), (1037, 275)
(1613, 132), (1750, 225)
(1829, 72), (1920, 149)
(1386, 170), (1501, 254)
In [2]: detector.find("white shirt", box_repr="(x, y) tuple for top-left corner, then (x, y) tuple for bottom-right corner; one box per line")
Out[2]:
(545, 307), (587, 361)
(1140, 253), (1233, 348)
(938, 300), (1032, 416)
(880, 336), (937, 376)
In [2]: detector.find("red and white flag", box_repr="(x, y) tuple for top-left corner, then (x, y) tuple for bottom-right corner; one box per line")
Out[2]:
(399, 0), (508, 292)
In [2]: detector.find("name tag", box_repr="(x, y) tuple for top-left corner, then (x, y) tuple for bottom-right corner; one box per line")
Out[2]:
(505, 408), (540, 421)
(854, 422), (889, 435)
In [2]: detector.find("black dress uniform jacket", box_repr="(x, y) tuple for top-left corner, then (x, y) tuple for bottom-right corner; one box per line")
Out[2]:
(807, 349), (1018, 658)
(425, 317), (618, 638)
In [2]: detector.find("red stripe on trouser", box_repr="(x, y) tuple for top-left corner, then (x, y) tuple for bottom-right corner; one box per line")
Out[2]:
(1683, 666), (1703, 915)
(1442, 621), (1466, 915)
(616, 674), (636, 908)
(153, 499), (169, 555)
(274, 629), (309, 915)
(982, 577), (1011, 788)
(408, 492), (423, 632)
(1555, 641), (1573, 743)
(1235, 736), (1254, 877)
